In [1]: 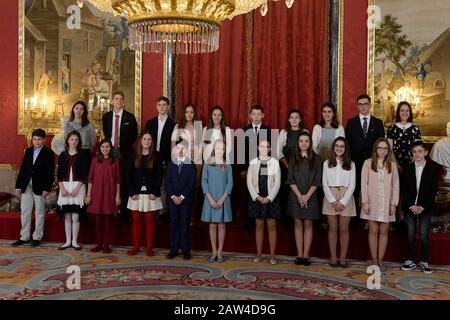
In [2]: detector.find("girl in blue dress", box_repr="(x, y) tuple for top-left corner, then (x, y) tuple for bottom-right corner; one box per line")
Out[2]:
(201, 139), (233, 263)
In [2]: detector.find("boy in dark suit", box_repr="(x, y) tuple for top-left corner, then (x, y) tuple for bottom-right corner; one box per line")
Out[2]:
(401, 141), (439, 274)
(145, 96), (176, 222)
(238, 105), (272, 228)
(12, 129), (55, 247)
(102, 90), (138, 219)
(165, 140), (196, 260)
(345, 94), (385, 208)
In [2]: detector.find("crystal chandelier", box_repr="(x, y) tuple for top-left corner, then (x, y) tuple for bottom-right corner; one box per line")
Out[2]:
(79, 0), (295, 54)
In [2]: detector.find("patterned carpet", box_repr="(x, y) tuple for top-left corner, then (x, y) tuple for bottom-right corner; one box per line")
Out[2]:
(0, 240), (449, 300)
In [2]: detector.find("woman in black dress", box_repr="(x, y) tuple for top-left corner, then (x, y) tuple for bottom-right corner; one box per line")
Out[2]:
(247, 140), (281, 265)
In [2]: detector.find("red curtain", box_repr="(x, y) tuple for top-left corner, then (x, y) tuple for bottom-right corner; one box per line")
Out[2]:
(177, 17), (249, 128)
(252, 0), (329, 130)
(177, 0), (329, 131)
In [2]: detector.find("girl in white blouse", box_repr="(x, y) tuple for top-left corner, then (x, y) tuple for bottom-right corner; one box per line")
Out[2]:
(322, 137), (356, 268)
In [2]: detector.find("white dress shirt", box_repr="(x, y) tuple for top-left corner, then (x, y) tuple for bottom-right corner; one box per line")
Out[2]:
(415, 160), (426, 205)
(252, 122), (261, 135)
(359, 114), (371, 131)
(322, 159), (356, 206)
(157, 114), (168, 152)
(33, 146), (43, 165)
(111, 109), (123, 148)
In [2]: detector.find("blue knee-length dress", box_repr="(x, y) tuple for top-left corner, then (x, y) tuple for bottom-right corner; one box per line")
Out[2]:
(201, 164), (233, 223)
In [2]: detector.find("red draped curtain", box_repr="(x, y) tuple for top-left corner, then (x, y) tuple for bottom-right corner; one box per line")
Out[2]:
(177, 0), (329, 130)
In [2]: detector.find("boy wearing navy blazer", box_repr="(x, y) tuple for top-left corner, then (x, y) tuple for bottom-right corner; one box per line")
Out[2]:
(12, 129), (55, 247)
(165, 140), (196, 260)
(401, 141), (439, 274)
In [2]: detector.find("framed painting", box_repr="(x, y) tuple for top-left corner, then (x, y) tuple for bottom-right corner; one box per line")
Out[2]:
(18, 0), (141, 136)
(368, 0), (450, 142)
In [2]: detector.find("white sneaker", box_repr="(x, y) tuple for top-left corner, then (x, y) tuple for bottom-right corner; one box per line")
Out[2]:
(420, 262), (433, 274)
(401, 260), (416, 271)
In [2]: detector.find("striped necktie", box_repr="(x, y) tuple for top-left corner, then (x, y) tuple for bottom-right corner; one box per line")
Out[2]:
(362, 117), (368, 138)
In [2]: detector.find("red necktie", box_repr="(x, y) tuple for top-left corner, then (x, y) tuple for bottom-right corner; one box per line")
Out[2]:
(114, 114), (120, 148)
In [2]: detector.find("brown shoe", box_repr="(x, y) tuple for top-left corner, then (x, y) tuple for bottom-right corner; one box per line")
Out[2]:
(90, 245), (103, 253)
(127, 248), (139, 256)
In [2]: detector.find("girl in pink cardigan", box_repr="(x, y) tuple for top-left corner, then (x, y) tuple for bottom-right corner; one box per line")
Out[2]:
(360, 138), (399, 271)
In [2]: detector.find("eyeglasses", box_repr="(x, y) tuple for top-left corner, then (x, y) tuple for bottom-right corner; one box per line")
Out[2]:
(357, 103), (370, 107)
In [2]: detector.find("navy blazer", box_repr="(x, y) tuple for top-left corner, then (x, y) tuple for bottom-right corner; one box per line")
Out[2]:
(345, 115), (385, 167)
(15, 145), (55, 195)
(402, 160), (439, 214)
(165, 159), (196, 205)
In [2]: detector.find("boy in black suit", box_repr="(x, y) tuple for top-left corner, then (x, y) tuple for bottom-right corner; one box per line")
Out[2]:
(145, 96), (176, 222)
(165, 140), (196, 260)
(401, 141), (439, 274)
(345, 94), (385, 208)
(102, 90), (138, 219)
(238, 105), (272, 228)
(12, 129), (55, 247)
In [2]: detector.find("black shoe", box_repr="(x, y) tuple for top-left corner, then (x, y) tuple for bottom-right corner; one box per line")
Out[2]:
(183, 253), (191, 260)
(31, 240), (40, 247)
(302, 258), (311, 266)
(11, 239), (28, 246)
(294, 257), (303, 265)
(166, 252), (178, 259)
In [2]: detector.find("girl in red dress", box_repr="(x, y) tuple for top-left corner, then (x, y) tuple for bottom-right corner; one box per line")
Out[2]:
(85, 139), (121, 253)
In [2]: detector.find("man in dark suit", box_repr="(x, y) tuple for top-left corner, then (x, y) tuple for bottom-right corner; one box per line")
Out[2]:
(401, 141), (439, 274)
(12, 129), (55, 247)
(345, 94), (385, 208)
(165, 140), (196, 260)
(238, 105), (272, 227)
(102, 90), (138, 219)
(145, 96), (176, 222)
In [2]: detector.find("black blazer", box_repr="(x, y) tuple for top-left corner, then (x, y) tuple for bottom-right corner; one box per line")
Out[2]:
(15, 145), (55, 195)
(127, 151), (163, 197)
(165, 159), (196, 205)
(402, 160), (439, 214)
(102, 109), (138, 159)
(57, 151), (90, 184)
(145, 116), (176, 165)
(239, 123), (272, 173)
(345, 115), (385, 167)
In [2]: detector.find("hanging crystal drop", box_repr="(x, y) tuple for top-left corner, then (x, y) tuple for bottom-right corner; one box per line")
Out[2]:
(260, 3), (268, 16)
(285, 0), (294, 8)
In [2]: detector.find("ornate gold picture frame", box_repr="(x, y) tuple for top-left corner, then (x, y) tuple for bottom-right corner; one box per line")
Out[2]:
(367, 0), (450, 142)
(18, 0), (141, 137)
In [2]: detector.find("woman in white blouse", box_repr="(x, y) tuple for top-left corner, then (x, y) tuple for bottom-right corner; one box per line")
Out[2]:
(202, 106), (233, 164)
(322, 137), (356, 268)
(312, 102), (345, 161)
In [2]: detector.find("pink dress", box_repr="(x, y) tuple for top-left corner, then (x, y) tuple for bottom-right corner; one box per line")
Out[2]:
(360, 159), (399, 223)
(87, 158), (121, 215)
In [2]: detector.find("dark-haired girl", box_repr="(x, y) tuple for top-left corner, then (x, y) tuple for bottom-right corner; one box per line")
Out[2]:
(56, 130), (90, 250)
(85, 139), (121, 253)
(322, 137), (356, 267)
(312, 102), (345, 161)
(286, 132), (322, 266)
(387, 101), (421, 171)
(126, 131), (163, 256)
